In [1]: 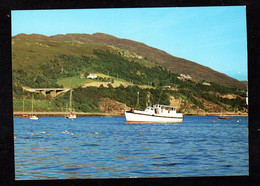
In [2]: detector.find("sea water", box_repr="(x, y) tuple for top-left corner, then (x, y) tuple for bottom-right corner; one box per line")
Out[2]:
(14, 116), (248, 180)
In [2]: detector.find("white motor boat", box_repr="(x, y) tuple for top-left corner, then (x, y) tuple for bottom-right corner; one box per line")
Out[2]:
(125, 104), (183, 123)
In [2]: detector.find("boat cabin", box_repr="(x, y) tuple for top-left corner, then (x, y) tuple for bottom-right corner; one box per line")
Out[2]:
(145, 104), (177, 114)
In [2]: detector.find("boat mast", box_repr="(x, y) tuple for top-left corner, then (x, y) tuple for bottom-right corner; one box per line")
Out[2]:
(136, 92), (141, 109)
(137, 92), (139, 106)
(22, 97), (25, 113)
(69, 90), (72, 112)
(31, 94), (34, 115)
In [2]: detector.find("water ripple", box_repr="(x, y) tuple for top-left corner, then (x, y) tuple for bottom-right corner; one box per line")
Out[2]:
(14, 116), (248, 179)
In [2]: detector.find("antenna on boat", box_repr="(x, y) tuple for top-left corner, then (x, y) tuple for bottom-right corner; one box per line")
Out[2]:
(136, 92), (141, 109)
(136, 92), (139, 105)
(146, 94), (148, 107)
(69, 89), (73, 112)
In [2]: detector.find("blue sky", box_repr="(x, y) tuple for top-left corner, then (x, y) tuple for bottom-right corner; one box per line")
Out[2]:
(11, 6), (247, 81)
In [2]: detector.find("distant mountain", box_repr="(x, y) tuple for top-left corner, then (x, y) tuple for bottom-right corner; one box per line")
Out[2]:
(13, 33), (246, 90)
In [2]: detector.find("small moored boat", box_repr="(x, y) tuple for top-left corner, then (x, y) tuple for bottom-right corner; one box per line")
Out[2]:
(217, 116), (233, 119)
(20, 115), (29, 119)
(66, 112), (76, 119)
(29, 115), (38, 120)
(29, 94), (38, 120)
(65, 90), (76, 120)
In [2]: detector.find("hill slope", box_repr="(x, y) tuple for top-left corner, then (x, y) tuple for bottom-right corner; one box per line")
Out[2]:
(13, 33), (246, 89)
(12, 33), (247, 115)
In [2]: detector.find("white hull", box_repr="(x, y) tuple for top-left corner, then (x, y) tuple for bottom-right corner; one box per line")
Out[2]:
(125, 111), (183, 123)
(68, 114), (76, 119)
(66, 113), (76, 119)
(30, 115), (38, 120)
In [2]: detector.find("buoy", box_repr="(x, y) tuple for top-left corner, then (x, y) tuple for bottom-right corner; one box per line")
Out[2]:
(213, 120), (215, 122)
(140, 132), (143, 135)
(89, 133), (93, 135)
(95, 132), (99, 135)
(31, 133), (34, 136)
(114, 132), (117, 134)
(47, 133), (51, 136)
(71, 132), (74, 135)
(14, 136), (17, 139)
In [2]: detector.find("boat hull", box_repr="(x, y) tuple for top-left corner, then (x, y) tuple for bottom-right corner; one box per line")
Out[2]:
(125, 111), (183, 123)
(66, 113), (76, 119)
(217, 116), (233, 119)
(30, 116), (38, 120)
(20, 115), (29, 119)
(68, 115), (76, 119)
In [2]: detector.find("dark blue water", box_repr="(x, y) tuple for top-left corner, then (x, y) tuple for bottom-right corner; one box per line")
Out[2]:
(14, 116), (248, 180)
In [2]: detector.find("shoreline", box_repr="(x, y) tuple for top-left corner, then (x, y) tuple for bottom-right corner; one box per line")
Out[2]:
(185, 112), (248, 117)
(13, 111), (248, 117)
(13, 112), (121, 117)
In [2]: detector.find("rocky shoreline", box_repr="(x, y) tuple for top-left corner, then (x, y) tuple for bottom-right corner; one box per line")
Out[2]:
(13, 111), (247, 117)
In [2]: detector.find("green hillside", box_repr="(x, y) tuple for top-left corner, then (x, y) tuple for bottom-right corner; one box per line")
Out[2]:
(12, 34), (247, 115)
(13, 33), (247, 89)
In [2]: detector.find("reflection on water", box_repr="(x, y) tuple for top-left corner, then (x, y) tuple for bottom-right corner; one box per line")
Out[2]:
(14, 116), (248, 180)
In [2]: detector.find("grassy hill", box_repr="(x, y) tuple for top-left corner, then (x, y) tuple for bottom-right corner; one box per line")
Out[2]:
(13, 33), (246, 89)
(12, 33), (247, 115)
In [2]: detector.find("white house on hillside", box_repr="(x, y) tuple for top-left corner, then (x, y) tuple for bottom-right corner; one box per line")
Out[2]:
(87, 74), (98, 79)
(177, 74), (192, 81)
(202, 82), (211, 86)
